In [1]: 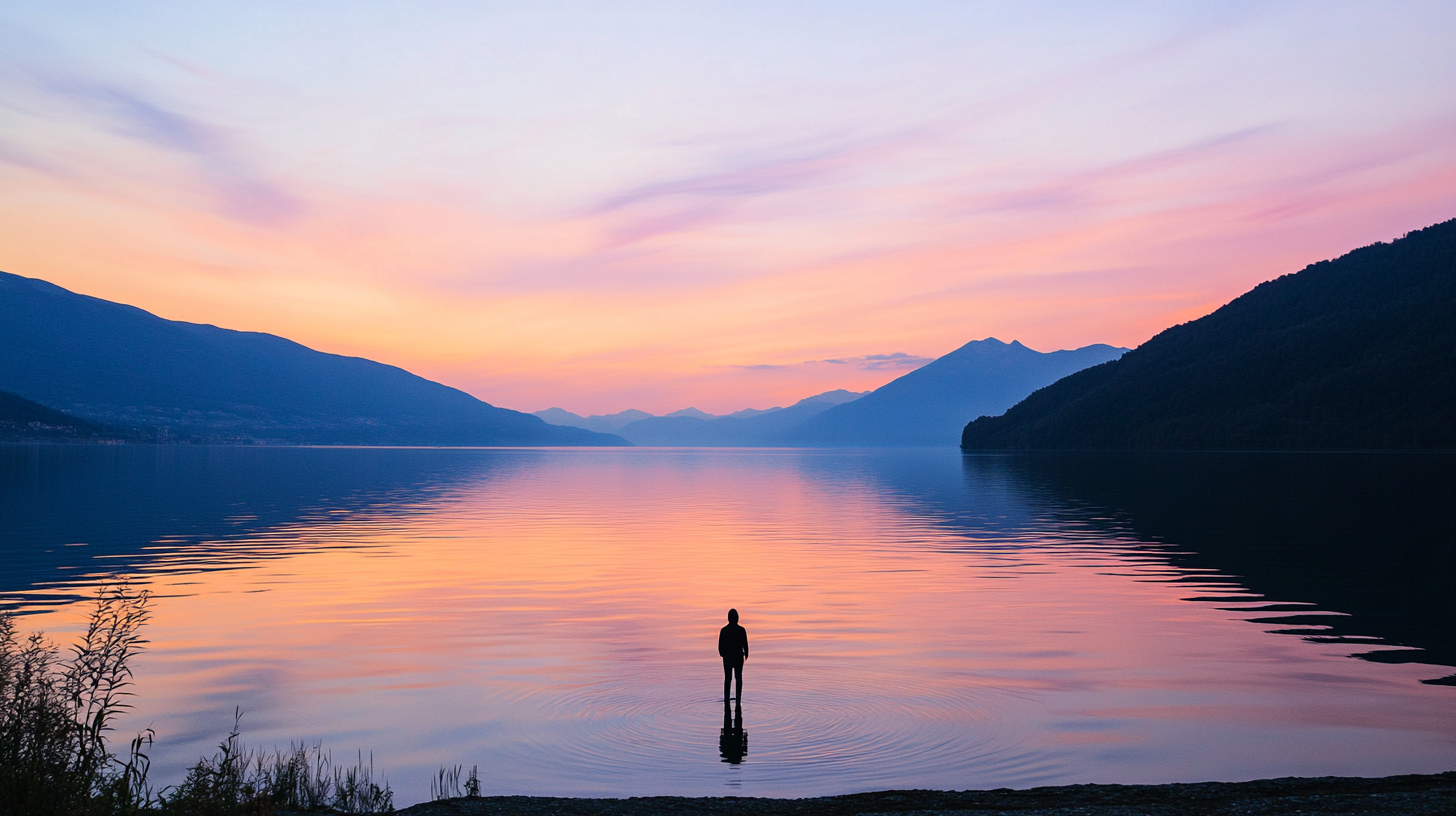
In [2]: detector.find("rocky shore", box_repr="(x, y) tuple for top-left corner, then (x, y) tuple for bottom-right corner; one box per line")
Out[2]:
(400, 772), (1456, 815)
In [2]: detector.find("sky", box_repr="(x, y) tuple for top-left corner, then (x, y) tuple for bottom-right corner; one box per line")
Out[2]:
(2, 2), (1455, 416)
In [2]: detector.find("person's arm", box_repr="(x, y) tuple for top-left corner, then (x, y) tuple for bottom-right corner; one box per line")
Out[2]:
(742, 629), (749, 661)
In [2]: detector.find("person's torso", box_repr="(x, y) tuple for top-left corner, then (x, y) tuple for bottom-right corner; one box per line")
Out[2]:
(719, 624), (747, 659)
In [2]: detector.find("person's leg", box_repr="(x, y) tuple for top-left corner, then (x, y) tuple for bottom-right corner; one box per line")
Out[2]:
(733, 663), (743, 700)
(724, 661), (733, 701)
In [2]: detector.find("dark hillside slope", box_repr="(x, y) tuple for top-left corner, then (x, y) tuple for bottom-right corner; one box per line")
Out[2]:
(0, 272), (624, 446)
(961, 218), (1456, 449)
(0, 389), (131, 442)
(0, 389), (99, 428)
(783, 339), (1126, 446)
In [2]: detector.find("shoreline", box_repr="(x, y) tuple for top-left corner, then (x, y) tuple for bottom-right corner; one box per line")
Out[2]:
(399, 772), (1456, 815)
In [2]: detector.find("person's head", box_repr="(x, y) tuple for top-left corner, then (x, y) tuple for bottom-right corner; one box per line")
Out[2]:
(727, 608), (739, 624)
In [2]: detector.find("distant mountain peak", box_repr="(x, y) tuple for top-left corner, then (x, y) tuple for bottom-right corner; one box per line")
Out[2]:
(792, 388), (868, 407)
(533, 407), (655, 433)
(779, 339), (1126, 446)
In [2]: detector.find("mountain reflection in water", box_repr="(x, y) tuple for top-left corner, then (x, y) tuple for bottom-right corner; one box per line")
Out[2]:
(1, 445), (1453, 801)
(954, 453), (1456, 684)
(0, 445), (521, 607)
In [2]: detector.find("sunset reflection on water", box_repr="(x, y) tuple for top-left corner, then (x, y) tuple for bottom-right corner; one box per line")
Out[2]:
(4, 446), (1454, 802)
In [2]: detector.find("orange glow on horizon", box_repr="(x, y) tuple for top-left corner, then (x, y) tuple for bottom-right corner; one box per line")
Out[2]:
(4, 5), (1456, 414)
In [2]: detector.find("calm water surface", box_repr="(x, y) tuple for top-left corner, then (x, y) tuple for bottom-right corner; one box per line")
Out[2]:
(2, 446), (1454, 802)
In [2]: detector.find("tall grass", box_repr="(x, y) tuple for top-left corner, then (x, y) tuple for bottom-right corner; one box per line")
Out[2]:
(0, 584), (153, 816)
(429, 764), (480, 801)
(158, 710), (393, 815)
(1, 586), (416, 814)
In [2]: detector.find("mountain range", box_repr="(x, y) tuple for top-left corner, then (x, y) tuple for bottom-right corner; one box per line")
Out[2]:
(3, 269), (1130, 449)
(537, 340), (1124, 446)
(535, 391), (863, 445)
(962, 217), (1456, 450)
(616, 389), (867, 446)
(780, 339), (1126, 446)
(0, 271), (626, 446)
(9, 211), (1451, 451)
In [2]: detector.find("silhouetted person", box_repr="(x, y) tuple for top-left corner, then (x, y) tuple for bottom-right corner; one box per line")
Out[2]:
(718, 608), (748, 701)
(719, 700), (747, 764)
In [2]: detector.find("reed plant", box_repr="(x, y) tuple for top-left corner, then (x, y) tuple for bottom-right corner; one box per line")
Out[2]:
(158, 711), (394, 815)
(429, 764), (480, 801)
(1, 586), (400, 814)
(0, 584), (154, 816)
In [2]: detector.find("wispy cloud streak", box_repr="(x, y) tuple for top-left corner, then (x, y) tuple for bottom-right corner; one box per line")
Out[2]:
(810, 353), (933, 370)
(732, 353), (934, 372)
(9, 59), (301, 227)
(588, 125), (940, 247)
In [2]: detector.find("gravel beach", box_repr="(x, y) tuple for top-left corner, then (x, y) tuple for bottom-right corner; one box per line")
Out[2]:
(399, 772), (1456, 815)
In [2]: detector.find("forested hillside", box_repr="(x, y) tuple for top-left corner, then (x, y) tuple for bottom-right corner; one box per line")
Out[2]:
(962, 218), (1456, 450)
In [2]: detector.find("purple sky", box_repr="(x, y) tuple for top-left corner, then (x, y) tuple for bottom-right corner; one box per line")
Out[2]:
(3, 2), (1454, 414)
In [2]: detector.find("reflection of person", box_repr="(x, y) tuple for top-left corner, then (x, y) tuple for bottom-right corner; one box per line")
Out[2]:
(718, 608), (749, 702)
(719, 700), (747, 764)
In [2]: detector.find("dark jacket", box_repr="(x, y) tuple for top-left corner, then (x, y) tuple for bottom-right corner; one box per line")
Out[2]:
(718, 623), (749, 665)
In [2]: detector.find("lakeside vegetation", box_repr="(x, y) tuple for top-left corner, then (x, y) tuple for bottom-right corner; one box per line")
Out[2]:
(0, 585), (152, 814)
(0, 587), (398, 815)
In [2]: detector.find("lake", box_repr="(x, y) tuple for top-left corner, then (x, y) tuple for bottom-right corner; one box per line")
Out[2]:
(2, 445), (1454, 803)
